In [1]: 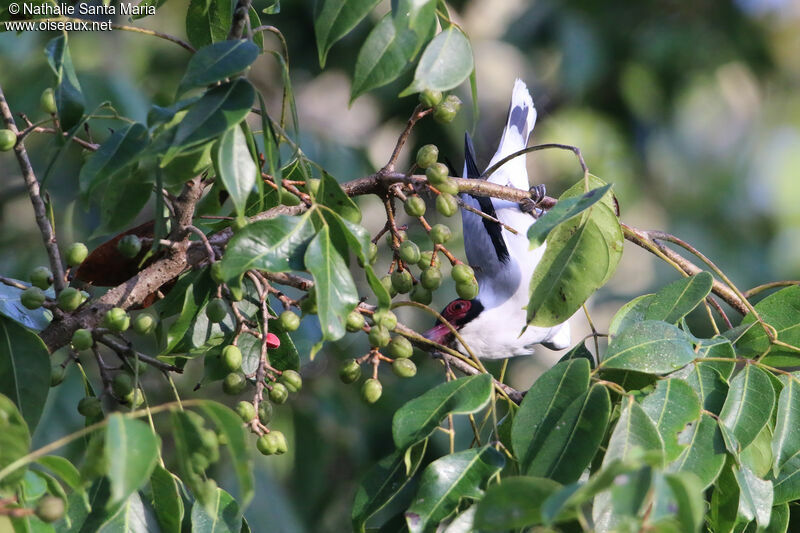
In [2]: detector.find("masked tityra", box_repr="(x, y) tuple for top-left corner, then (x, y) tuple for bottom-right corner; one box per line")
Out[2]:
(424, 79), (571, 359)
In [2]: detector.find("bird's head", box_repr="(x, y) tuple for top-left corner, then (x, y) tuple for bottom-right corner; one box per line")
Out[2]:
(423, 298), (484, 346)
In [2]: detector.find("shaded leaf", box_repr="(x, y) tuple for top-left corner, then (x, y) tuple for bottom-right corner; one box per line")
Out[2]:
(686, 363), (729, 415)
(400, 27), (474, 96)
(738, 286), (800, 361)
(601, 320), (697, 374)
(179, 40), (259, 95)
(104, 414), (160, 508)
(316, 172), (361, 224)
(736, 464), (773, 529)
(719, 364), (775, 450)
(79, 123), (149, 197)
(150, 466), (184, 533)
(315, 0), (381, 67)
(216, 125), (257, 220)
(0, 393), (30, 491)
(644, 272), (714, 324)
(190, 487), (241, 533)
(0, 316), (50, 432)
(608, 294), (654, 337)
(185, 0), (232, 49)
(45, 35), (84, 130)
(473, 476), (561, 531)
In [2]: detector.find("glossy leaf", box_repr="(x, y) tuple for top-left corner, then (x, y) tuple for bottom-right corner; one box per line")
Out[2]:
(0, 281), (51, 331)
(736, 464), (773, 528)
(393, 374), (492, 449)
(639, 379), (701, 462)
(0, 393), (30, 491)
(644, 272), (714, 324)
(686, 363), (729, 414)
(104, 414), (160, 507)
(79, 123), (149, 197)
(601, 320), (697, 374)
(511, 358), (591, 471)
(150, 466), (184, 533)
(527, 184), (612, 248)
(170, 410), (218, 510)
(738, 286), (800, 360)
(773, 376), (800, 477)
(608, 294), (654, 337)
(97, 167), (153, 236)
(719, 364), (775, 450)
(400, 27), (474, 96)
(473, 476), (561, 530)
(185, 0), (232, 49)
(0, 316), (50, 432)
(742, 423), (774, 479)
(178, 39), (259, 95)
(96, 490), (159, 532)
(315, 0), (381, 67)
(190, 487), (241, 533)
(45, 35), (84, 130)
(667, 414), (727, 489)
(316, 172), (362, 224)
(405, 446), (504, 533)
(773, 453), (800, 504)
(216, 125), (257, 220)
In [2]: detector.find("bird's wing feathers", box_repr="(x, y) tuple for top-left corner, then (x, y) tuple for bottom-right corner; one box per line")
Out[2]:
(486, 79), (537, 190)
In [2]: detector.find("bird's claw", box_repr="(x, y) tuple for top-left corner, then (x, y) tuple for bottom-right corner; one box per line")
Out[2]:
(529, 184), (546, 204)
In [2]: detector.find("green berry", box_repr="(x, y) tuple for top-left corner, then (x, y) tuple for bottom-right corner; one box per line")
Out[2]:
(380, 275), (398, 298)
(385, 229), (407, 248)
(257, 433), (278, 455)
(416, 144), (439, 169)
(392, 358), (417, 378)
(280, 369), (302, 393)
(410, 284), (432, 305)
(271, 430), (288, 454)
(0, 129), (16, 151)
(50, 363), (65, 387)
(362, 379), (382, 404)
(117, 234), (142, 258)
(425, 162), (449, 185)
(111, 373), (133, 399)
(388, 335), (413, 359)
(29, 266), (52, 290)
(404, 196), (426, 217)
(436, 193), (459, 217)
(128, 388), (144, 408)
(373, 309), (397, 330)
(399, 240), (421, 264)
(429, 224), (452, 245)
(339, 359), (362, 384)
(368, 325), (391, 348)
(419, 89), (443, 108)
(391, 269), (413, 294)
(368, 242), (378, 263)
(132, 312), (157, 335)
(269, 382), (289, 404)
(456, 278), (480, 300)
(104, 307), (130, 332)
(77, 396), (103, 418)
(306, 178), (320, 196)
(279, 310), (300, 332)
(40, 88), (57, 114)
(417, 251), (441, 269)
(221, 345), (243, 372)
(206, 298), (228, 323)
(35, 495), (65, 523)
(436, 177), (460, 195)
(57, 287), (83, 312)
(451, 264), (475, 284)
(71, 328), (93, 351)
(65, 242), (88, 267)
(420, 267), (443, 290)
(433, 95), (462, 124)
(235, 401), (255, 423)
(222, 372), (247, 395)
(346, 311), (365, 332)
(258, 401), (273, 424)
(20, 287), (45, 310)
(210, 262), (224, 284)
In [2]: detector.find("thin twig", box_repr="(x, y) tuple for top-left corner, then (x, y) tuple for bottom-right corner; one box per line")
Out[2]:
(381, 105), (433, 173)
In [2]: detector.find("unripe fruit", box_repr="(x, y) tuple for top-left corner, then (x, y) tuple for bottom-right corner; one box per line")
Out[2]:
(222, 372), (247, 395)
(40, 88), (57, 114)
(257, 433), (278, 455)
(419, 89), (443, 108)
(65, 242), (88, 267)
(280, 369), (302, 393)
(436, 193), (458, 217)
(117, 234), (142, 258)
(132, 312), (157, 335)
(429, 224), (452, 245)
(362, 378), (382, 404)
(279, 310), (300, 332)
(0, 129), (15, 151)
(271, 430), (288, 454)
(380, 275), (398, 298)
(393, 358), (417, 378)
(128, 388), (144, 408)
(104, 307), (130, 332)
(269, 382), (289, 404)
(433, 95), (462, 124)
(416, 144), (439, 169)
(57, 287), (83, 312)
(50, 363), (65, 387)
(373, 309), (397, 330)
(451, 264), (475, 284)
(417, 251), (440, 270)
(404, 196), (426, 217)
(398, 240), (421, 264)
(456, 278), (480, 300)
(306, 178), (320, 196)
(420, 266), (442, 290)
(206, 298), (228, 323)
(258, 401), (273, 424)
(221, 345), (243, 372)
(35, 496), (64, 523)
(111, 373), (133, 399)
(388, 335), (413, 359)
(29, 266), (52, 289)
(368, 325), (391, 348)
(235, 401), (255, 423)
(210, 262), (224, 284)
(21, 287), (45, 310)
(78, 396), (103, 418)
(385, 229), (407, 248)
(71, 328), (93, 351)
(410, 284), (432, 305)
(346, 311), (365, 332)
(425, 162), (449, 184)
(339, 359), (362, 384)
(391, 269), (413, 294)
(436, 177), (459, 195)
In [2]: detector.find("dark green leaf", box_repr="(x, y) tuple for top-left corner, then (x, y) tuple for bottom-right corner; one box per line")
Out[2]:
(0, 393), (30, 491)
(45, 35), (84, 130)
(315, 0), (381, 67)
(190, 487), (241, 533)
(405, 446), (504, 533)
(104, 414), (160, 507)
(773, 453), (800, 504)
(773, 376), (800, 477)
(639, 379), (701, 462)
(79, 123), (149, 197)
(185, 0), (232, 49)
(400, 27), (474, 96)
(742, 423), (774, 478)
(96, 490), (159, 532)
(667, 414), (727, 489)
(661, 472), (706, 532)
(696, 336), (737, 380)
(738, 286), (800, 360)
(163, 282), (208, 354)
(601, 320), (696, 374)
(608, 294), (654, 337)
(36, 455), (81, 491)
(527, 184), (612, 249)
(710, 459), (743, 532)
(473, 476), (561, 530)
(0, 281), (51, 331)
(719, 365), (775, 450)
(316, 172), (361, 224)
(216, 125), (257, 220)
(258, 96), (282, 190)
(150, 466), (184, 533)
(644, 272), (714, 324)
(0, 316), (50, 432)
(179, 40), (259, 95)
(686, 363), (729, 414)
(556, 339), (595, 366)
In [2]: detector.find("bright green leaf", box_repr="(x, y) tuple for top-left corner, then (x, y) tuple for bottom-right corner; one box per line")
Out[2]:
(0, 393), (30, 491)
(738, 286), (800, 361)
(527, 184), (612, 249)
(719, 365), (775, 450)
(644, 272), (714, 324)
(608, 294), (654, 337)
(400, 27), (474, 96)
(315, 0), (381, 67)
(639, 379), (701, 462)
(772, 376), (800, 477)
(667, 414), (727, 489)
(150, 466), (184, 533)
(601, 320), (697, 374)
(190, 487), (241, 533)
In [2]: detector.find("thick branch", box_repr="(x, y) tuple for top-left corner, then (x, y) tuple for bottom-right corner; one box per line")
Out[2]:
(228, 0), (253, 40)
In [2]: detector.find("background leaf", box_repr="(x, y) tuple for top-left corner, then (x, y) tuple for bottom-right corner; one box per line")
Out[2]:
(473, 476), (561, 531)
(216, 124), (257, 220)
(315, 0), (381, 67)
(179, 40), (259, 95)
(400, 27), (474, 96)
(185, 0), (232, 49)
(0, 315), (50, 432)
(45, 35), (85, 130)
(0, 393), (30, 491)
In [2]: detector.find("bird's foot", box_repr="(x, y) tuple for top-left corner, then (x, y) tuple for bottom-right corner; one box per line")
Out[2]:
(530, 184), (546, 204)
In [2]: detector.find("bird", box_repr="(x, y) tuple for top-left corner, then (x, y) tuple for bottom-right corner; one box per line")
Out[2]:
(424, 79), (571, 359)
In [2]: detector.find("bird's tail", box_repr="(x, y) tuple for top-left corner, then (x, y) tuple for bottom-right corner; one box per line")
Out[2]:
(486, 79), (537, 189)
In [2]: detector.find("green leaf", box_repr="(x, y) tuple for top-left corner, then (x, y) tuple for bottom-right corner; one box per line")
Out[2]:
(644, 272), (714, 324)
(170, 410), (218, 510)
(190, 487), (241, 533)
(96, 167), (153, 237)
(742, 423), (774, 478)
(686, 363), (729, 414)
(639, 379), (701, 462)
(608, 294), (654, 337)
(316, 172), (361, 224)
(0, 281), (51, 331)
(150, 466), (184, 533)
(525, 384), (611, 483)
(392, 0), (437, 57)
(163, 79), (255, 165)
(773, 452), (800, 504)
(719, 365), (775, 450)
(304, 225), (360, 341)
(527, 184), (612, 249)
(601, 320), (697, 374)
(0, 316), (50, 432)
(315, 0), (381, 67)
(667, 413), (727, 489)
(735, 464), (773, 529)
(45, 35), (84, 131)
(96, 490), (157, 532)
(738, 286), (800, 360)
(104, 414), (160, 508)
(772, 376), (800, 477)
(220, 212), (315, 281)
(216, 125), (257, 220)
(473, 476), (561, 531)
(178, 40), (259, 95)
(163, 282), (212, 355)
(511, 358), (591, 471)
(79, 123), (149, 197)
(185, 0), (232, 49)
(36, 455), (81, 491)
(399, 27), (474, 96)
(258, 95), (282, 190)
(392, 374), (492, 449)
(0, 393), (30, 491)
(352, 440), (427, 533)
(405, 446), (504, 533)
(661, 472), (706, 532)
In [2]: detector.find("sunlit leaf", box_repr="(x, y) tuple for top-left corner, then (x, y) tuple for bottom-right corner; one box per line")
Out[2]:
(644, 272), (714, 324)
(104, 414), (160, 507)
(719, 365), (775, 450)
(150, 466), (184, 533)
(639, 378), (701, 462)
(190, 487), (242, 533)
(667, 414), (727, 489)
(738, 286), (800, 361)
(601, 320), (697, 374)
(400, 27), (474, 96)
(527, 184), (612, 249)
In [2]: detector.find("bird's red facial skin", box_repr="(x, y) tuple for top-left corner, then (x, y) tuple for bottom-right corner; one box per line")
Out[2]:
(423, 300), (472, 345)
